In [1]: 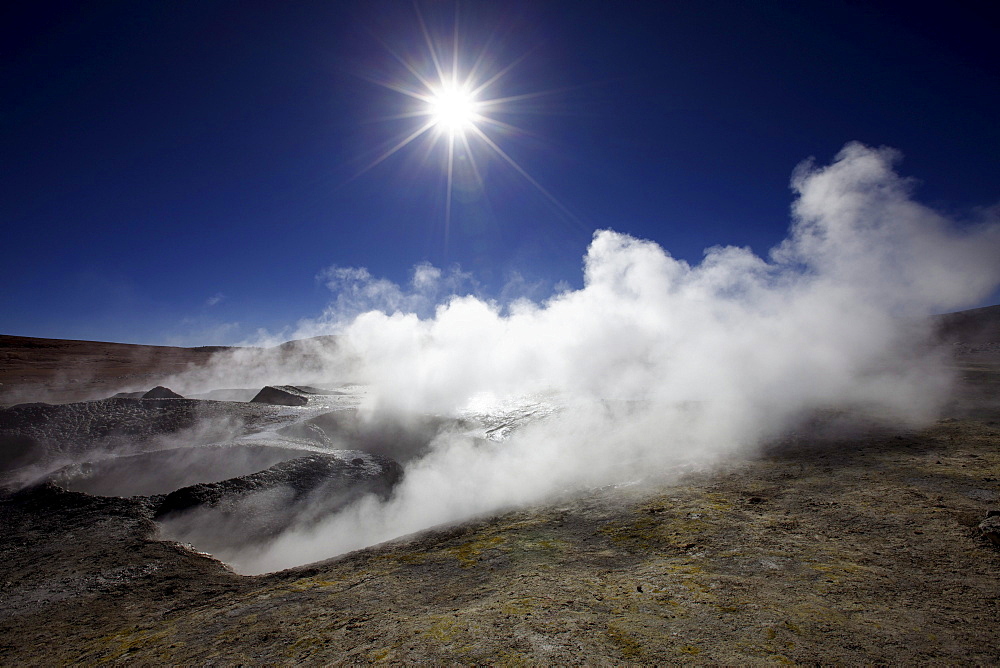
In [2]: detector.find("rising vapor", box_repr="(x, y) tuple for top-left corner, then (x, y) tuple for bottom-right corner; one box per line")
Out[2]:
(169, 143), (1000, 573)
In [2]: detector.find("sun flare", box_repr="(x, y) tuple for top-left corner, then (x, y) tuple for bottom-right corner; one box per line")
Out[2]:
(426, 82), (480, 136)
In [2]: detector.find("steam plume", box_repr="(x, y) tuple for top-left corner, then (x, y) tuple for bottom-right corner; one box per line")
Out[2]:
(174, 143), (1000, 573)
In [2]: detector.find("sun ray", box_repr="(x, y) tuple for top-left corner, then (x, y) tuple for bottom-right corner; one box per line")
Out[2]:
(416, 8), (448, 88)
(353, 120), (436, 180)
(458, 132), (486, 190)
(469, 125), (579, 221)
(469, 51), (531, 98)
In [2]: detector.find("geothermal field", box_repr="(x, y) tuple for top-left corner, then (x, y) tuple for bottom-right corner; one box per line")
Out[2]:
(1, 305), (998, 664)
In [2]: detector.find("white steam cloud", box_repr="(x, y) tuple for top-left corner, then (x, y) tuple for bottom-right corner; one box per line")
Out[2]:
(171, 143), (1000, 573)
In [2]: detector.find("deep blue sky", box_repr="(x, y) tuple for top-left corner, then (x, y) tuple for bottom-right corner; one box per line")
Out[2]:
(2, 0), (997, 345)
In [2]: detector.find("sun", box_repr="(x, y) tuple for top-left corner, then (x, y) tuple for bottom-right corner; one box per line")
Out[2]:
(426, 81), (480, 136)
(357, 6), (576, 239)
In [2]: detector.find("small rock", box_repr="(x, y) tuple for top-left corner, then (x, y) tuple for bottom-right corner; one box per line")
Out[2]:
(978, 515), (1000, 546)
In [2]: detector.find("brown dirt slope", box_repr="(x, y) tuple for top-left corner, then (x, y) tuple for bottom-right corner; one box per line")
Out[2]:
(934, 304), (1000, 347)
(0, 336), (231, 405)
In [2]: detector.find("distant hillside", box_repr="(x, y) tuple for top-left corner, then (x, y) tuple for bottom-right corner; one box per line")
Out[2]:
(0, 334), (343, 406)
(0, 337), (235, 405)
(933, 304), (1000, 345)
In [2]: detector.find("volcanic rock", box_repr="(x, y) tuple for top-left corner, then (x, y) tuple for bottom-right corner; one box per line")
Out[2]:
(142, 386), (184, 399)
(980, 513), (1000, 546)
(0, 482), (239, 623)
(250, 385), (310, 406)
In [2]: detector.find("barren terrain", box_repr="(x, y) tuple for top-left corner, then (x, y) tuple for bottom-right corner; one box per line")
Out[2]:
(1, 310), (998, 664)
(0, 336), (231, 406)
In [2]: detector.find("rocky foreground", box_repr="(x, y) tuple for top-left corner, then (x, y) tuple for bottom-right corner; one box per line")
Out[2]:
(1, 313), (998, 665)
(1, 418), (998, 664)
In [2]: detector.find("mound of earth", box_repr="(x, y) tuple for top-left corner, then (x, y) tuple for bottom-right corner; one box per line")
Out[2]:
(141, 386), (184, 399)
(0, 334), (343, 407)
(250, 385), (311, 406)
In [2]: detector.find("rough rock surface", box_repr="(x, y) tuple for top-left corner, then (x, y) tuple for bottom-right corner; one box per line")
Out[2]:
(142, 386), (184, 399)
(979, 512), (1000, 545)
(0, 483), (242, 630)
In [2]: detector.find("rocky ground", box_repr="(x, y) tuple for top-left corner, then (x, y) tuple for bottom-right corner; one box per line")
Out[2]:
(0, 313), (998, 665)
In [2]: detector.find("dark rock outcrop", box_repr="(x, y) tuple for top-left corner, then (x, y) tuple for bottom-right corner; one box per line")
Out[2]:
(980, 511), (1000, 546)
(142, 386), (184, 399)
(250, 385), (310, 406)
